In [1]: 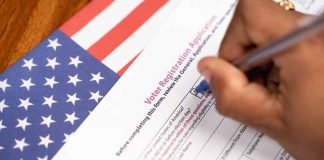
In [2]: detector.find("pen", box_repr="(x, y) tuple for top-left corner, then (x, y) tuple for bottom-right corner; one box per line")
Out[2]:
(195, 13), (324, 93)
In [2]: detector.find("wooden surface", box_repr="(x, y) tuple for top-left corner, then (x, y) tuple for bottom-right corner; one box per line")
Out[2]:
(0, 0), (90, 73)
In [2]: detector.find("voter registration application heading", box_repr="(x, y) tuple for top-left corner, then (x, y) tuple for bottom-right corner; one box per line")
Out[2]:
(54, 0), (293, 159)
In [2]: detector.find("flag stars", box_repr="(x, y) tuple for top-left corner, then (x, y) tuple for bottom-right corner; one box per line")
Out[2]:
(63, 132), (73, 143)
(18, 97), (33, 110)
(41, 115), (56, 128)
(44, 76), (59, 89)
(45, 57), (60, 70)
(90, 72), (105, 84)
(0, 79), (11, 92)
(64, 112), (79, 125)
(47, 38), (62, 51)
(0, 120), (6, 132)
(69, 56), (83, 68)
(66, 93), (80, 105)
(13, 138), (29, 152)
(1, 32), (117, 157)
(16, 117), (31, 131)
(42, 95), (57, 108)
(0, 99), (9, 113)
(20, 78), (35, 91)
(38, 135), (54, 149)
(22, 58), (37, 71)
(89, 91), (103, 103)
(67, 74), (82, 86)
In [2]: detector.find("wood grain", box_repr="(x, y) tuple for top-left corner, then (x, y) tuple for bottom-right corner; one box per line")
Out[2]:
(0, 0), (90, 73)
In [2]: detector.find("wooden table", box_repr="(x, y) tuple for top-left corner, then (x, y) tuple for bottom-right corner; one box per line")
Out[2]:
(0, 0), (90, 72)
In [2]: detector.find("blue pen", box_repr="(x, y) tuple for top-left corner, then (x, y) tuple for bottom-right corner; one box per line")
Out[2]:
(195, 13), (324, 93)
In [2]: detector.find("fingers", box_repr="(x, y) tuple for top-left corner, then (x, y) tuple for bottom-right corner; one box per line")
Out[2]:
(218, 6), (250, 61)
(198, 57), (285, 135)
(219, 0), (302, 62)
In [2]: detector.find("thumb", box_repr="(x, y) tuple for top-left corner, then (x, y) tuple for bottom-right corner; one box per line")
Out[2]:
(197, 56), (284, 135)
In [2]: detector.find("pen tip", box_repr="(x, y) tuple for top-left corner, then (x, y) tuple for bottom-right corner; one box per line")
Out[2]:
(195, 80), (210, 93)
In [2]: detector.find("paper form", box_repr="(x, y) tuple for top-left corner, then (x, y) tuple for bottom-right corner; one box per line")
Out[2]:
(54, 0), (293, 159)
(291, 0), (324, 15)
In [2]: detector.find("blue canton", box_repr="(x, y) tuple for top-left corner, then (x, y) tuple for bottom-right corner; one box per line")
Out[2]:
(0, 30), (119, 160)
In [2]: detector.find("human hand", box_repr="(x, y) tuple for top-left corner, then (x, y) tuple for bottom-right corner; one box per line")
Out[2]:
(197, 0), (324, 159)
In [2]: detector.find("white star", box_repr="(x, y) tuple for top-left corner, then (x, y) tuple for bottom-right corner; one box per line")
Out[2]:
(64, 112), (79, 125)
(41, 115), (56, 128)
(20, 78), (35, 91)
(47, 38), (62, 51)
(13, 138), (29, 152)
(0, 79), (11, 92)
(42, 95), (57, 108)
(22, 58), (37, 71)
(16, 117), (31, 131)
(0, 99), (9, 113)
(69, 56), (83, 68)
(66, 93), (80, 105)
(45, 57), (60, 70)
(38, 135), (54, 149)
(89, 91), (103, 103)
(0, 120), (6, 132)
(63, 132), (73, 143)
(67, 74), (82, 86)
(0, 145), (3, 150)
(44, 76), (59, 89)
(37, 156), (48, 160)
(90, 72), (105, 84)
(18, 97), (33, 110)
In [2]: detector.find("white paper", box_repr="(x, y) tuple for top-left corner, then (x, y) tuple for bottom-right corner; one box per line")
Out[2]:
(54, 0), (293, 159)
(291, 0), (324, 15)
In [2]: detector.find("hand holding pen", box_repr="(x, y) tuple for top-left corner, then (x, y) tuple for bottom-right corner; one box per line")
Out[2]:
(197, 0), (324, 159)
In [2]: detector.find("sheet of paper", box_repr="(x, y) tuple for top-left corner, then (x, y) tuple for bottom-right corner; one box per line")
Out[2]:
(291, 0), (324, 15)
(54, 0), (292, 159)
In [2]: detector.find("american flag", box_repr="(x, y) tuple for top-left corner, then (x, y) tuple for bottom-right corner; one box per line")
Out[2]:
(0, 0), (180, 159)
(0, 30), (119, 159)
(60, 0), (179, 75)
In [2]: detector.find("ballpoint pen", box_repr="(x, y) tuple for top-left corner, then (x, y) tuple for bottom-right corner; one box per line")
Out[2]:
(195, 13), (324, 93)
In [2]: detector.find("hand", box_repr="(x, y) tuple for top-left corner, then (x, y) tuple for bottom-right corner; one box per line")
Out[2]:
(197, 0), (324, 159)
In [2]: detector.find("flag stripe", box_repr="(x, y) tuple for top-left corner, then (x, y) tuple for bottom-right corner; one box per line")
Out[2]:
(60, 0), (113, 37)
(117, 51), (141, 76)
(100, 0), (181, 74)
(69, 1), (143, 50)
(87, 0), (169, 61)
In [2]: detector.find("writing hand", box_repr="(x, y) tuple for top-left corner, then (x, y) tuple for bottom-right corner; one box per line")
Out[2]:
(198, 0), (324, 159)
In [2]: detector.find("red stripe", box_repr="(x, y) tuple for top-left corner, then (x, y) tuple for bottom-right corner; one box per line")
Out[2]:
(88, 0), (168, 61)
(117, 51), (142, 76)
(60, 0), (114, 37)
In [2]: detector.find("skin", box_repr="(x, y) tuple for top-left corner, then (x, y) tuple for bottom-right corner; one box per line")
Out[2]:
(197, 0), (324, 159)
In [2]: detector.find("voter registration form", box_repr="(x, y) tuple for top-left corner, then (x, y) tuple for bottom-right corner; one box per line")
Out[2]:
(54, 0), (293, 159)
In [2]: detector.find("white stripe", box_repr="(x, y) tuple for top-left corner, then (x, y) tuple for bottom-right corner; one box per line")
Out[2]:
(71, 0), (143, 49)
(102, 0), (183, 73)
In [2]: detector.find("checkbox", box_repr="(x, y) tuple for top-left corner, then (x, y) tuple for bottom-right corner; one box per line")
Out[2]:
(190, 88), (204, 99)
